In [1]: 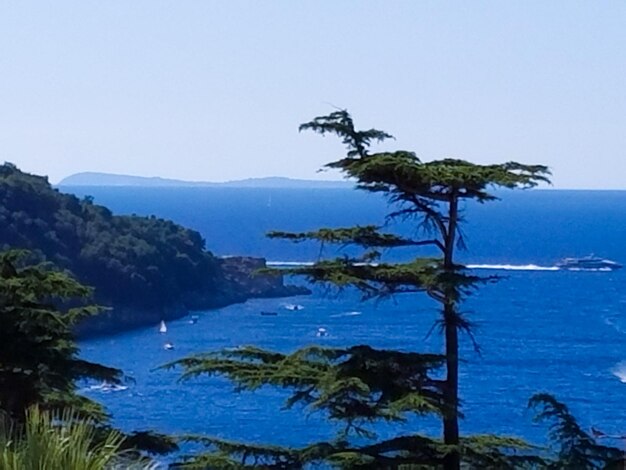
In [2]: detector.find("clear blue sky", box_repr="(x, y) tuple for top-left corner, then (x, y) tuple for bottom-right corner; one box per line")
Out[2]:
(2, 1), (626, 188)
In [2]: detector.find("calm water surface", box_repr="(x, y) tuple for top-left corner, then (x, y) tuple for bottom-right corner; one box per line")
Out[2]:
(68, 187), (626, 449)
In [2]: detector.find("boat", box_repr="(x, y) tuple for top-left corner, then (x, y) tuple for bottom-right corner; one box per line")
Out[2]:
(556, 255), (622, 271)
(189, 315), (199, 324)
(90, 381), (128, 392)
(260, 311), (278, 316)
(316, 327), (328, 337)
(164, 342), (175, 350)
(284, 304), (304, 311)
(159, 320), (167, 334)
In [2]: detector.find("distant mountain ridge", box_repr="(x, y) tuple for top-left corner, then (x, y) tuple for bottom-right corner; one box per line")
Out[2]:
(59, 172), (352, 189)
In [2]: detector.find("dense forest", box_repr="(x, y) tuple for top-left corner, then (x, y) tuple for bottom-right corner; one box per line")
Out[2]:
(0, 163), (300, 334)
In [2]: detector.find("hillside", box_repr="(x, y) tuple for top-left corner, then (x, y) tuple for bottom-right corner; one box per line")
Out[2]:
(0, 163), (307, 335)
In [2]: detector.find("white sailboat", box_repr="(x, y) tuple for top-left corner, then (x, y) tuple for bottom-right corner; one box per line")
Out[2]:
(316, 327), (328, 337)
(159, 320), (167, 334)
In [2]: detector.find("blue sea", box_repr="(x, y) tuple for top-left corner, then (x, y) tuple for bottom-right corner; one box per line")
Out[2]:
(64, 186), (626, 455)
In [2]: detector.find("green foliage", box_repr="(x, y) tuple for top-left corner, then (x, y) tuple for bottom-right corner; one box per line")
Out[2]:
(0, 164), (220, 310)
(299, 110), (393, 159)
(166, 346), (544, 468)
(170, 427), (543, 469)
(296, 109), (550, 256)
(0, 406), (159, 470)
(169, 392), (621, 469)
(166, 345), (446, 438)
(268, 225), (433, 249)
(529, 394), (624, 469)
(459, 435), (545, 469)
(0, 250), (122, 421)
(286, 111), (550, 469)
(272, 256), (495, 303)
(165, 111), (553, 469)
(0, 248), (179, 458)
(122, 430), (180, 456)
(166, 345), (449, 468)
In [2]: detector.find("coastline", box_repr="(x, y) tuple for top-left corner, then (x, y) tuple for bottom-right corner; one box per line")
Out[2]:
(76, 256), (310, 338)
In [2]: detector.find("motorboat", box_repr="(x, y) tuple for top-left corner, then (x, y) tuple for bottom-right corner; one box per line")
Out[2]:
(556, 255), (622, 271)
(284, 304), (304, 311)
(90, 381), (128, 392)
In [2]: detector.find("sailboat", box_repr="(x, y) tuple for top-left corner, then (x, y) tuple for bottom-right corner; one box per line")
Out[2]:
(159, 320), (167, 334)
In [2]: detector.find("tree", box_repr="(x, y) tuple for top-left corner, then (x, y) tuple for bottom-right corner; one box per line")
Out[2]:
(0, 163), (221, 324)
(0, 249), (179, 459)
(167, 345), (545, 468)
(529, 394), (624, 469)
(167, 345), (455, 468)
(0, 249), (122, 421)
(268, 110), (550, 469)
(166, 111), (551, 469)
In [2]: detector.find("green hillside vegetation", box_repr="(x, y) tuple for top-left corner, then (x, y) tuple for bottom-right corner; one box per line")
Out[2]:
(0, 163), (220, 312)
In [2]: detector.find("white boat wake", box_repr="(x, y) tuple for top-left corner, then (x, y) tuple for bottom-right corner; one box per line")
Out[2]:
(283, 303), (304, 311)
(603, 316), (626, 335)
(612, 361), (626, 383)
(330, 311), (362, 318)
(84, 382), (128, 393)
(269, 261), (560, 271)
(267, 261), (314, 267)
(466, 264), (559, 271)
(269, 261), (620, 272)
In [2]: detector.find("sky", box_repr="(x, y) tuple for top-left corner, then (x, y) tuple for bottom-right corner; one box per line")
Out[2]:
(2, 2), (626, 188)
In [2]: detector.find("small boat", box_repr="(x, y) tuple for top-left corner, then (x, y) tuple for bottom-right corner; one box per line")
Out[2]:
(159, 320), (167, 334)
(316, 327), (328, 337)
(556, 255), (622, 271)
(260, 311), (278, 316)
(90, 381), (128, 392)
(189, 315), (199, 324)
(284, 304), (304, 311)
(164, 342), (175, 350)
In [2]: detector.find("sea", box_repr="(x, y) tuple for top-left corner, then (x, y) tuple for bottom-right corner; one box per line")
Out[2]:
(63, 186), (626, 457)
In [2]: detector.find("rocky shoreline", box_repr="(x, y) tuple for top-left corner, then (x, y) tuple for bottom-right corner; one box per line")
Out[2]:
(76, 256), (310, 338)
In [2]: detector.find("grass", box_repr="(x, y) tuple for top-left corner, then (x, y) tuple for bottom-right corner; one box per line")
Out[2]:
(0, 407), (161, 470)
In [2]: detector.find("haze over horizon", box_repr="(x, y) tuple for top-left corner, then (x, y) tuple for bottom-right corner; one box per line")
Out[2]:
(49, 170), (626, 191)
(3, 2), (626, 188)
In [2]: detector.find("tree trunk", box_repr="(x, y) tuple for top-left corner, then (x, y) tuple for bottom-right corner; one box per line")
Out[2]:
(443, 194), (460, 470)
(443, 302), (460, 470)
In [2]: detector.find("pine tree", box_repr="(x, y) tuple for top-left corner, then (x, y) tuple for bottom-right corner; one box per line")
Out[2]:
(268, 110), (550, 469)
(529, 394), (624, 469)
(0, 249), (122, 421)
(0, 248), (180, 460)
(165, 111), (552, 469)
(166, 345), (543, 469)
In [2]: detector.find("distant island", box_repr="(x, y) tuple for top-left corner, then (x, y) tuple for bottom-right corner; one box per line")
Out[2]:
(59, 172), (352, 189)
(0, 163), (309, 336)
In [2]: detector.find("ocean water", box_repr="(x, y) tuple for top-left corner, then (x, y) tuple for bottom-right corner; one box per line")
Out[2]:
(67, 187), (626, 453)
